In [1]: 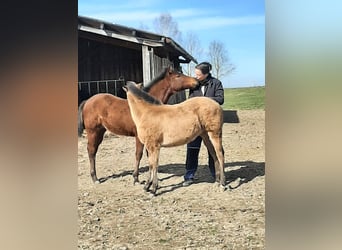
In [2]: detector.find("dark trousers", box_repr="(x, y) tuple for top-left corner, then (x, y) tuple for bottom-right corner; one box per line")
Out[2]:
(184, 136), (215, 180)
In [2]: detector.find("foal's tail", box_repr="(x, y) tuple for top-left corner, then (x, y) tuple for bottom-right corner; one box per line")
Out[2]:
(78, 100), (86, 137)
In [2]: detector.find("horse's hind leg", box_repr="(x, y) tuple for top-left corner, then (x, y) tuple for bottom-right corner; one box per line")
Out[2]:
(207, 132), (226, 187)
(201, 132), (226, 187)
(86, 128), (106, 184)
(133, 138), (144, 184)
(201, 133), (219, 182)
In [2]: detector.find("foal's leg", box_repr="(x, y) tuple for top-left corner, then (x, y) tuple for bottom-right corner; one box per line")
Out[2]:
(86, 128), (106, 184)
(150, 148), (160, 195)
(143, 145), (153, 191)
(133, 137), (144, 184)
(144, 165), (152, 191)
(201, 133), (221, 183)
(144, 145), (160, 195)
(207, 132), (226, 187)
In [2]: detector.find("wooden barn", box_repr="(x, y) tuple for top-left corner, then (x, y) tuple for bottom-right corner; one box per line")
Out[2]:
(78, 15), (197, 105)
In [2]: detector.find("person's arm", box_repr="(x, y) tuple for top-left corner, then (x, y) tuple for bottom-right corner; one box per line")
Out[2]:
(211, 80), (224, 105)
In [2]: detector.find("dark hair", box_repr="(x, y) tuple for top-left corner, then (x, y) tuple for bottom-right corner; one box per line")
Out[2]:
(195, 62), (212, 75)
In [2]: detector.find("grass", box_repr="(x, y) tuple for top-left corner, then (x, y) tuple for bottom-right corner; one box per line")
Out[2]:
(221, 86), (265, 110)
(184, 86), (265, 110)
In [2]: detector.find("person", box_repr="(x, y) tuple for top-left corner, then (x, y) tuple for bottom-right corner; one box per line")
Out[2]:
(183, 62), (224, 186)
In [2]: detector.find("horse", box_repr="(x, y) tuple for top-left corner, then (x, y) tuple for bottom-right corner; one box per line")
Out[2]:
(78, 66), (198, 184)
(123, 81), (226, 195)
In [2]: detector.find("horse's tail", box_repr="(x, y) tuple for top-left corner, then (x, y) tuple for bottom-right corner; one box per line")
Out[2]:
(78, 100), (86, 137)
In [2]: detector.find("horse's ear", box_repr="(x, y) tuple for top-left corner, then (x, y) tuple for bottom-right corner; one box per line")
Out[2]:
(168, 65), (174, 73)
(124, 81), (136, 92)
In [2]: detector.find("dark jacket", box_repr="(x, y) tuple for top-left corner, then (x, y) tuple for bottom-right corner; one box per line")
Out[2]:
(189, 74), (224, 105)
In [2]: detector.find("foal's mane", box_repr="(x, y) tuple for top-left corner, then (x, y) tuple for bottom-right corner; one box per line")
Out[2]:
(127, 82), (162, 105)
(142, 67), (170, 92)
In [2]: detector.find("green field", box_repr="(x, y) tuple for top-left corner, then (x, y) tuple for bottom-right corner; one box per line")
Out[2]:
(222, 86), (265, 110)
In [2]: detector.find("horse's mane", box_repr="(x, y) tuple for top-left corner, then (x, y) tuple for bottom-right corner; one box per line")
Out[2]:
(142, 67), (170, 92)
(127, 82), (162, 105)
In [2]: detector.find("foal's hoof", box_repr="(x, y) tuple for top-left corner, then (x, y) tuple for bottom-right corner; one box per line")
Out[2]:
(149, 192), (156, 198)
(94, 180), (100, 185)
(133, 177), (140, 185)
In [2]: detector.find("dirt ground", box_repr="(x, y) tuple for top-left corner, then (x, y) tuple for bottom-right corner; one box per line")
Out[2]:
(78, 110), (265, 249)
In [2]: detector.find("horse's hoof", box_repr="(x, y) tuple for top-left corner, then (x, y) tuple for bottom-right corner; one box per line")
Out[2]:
(220, 184), (227, 191)
(94, 180), (100, 184)
(149, 193), (156, 198)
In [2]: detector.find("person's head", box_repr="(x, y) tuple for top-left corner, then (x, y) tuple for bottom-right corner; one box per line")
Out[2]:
(194, 62), (212, 81)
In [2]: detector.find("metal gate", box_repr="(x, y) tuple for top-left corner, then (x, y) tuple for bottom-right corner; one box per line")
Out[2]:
(78, 78), (126, 104)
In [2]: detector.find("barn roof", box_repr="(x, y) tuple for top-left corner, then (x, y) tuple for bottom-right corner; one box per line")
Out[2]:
(78, 15), (197, 64)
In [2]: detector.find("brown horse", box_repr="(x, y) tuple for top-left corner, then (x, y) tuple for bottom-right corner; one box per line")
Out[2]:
(124, 81), (226, 195)
(78, 66), (198, 184)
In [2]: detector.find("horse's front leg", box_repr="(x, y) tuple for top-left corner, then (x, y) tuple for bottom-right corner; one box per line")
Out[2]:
(150, 161), (160, 195)
(133, 137), (144, 184)
(146, 146), (160, 195)
(143, 165), (152, 191)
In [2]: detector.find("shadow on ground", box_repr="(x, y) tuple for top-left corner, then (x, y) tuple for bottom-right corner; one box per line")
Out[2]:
(99, 161), (265, 195)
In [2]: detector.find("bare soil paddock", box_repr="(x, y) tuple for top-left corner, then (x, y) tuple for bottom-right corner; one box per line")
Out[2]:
(78, 110), (265, 249)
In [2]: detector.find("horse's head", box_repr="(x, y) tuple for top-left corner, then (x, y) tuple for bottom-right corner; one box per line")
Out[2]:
(166, 66), (199, 92)
(141, 66), (198, 103)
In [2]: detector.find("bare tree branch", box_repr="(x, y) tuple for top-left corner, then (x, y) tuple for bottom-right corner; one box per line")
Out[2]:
(181, 31), (203, 75)
(208, 40), (236, 80)
(153, 13), (182, 43)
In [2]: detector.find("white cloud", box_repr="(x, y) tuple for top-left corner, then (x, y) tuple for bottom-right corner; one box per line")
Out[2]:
(79, 2), (264, 33)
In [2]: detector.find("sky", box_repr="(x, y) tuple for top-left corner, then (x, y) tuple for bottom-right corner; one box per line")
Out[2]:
(78, 0), (265, 88)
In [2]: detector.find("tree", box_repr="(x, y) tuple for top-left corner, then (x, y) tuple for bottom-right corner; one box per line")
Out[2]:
(208, 40), (235, 80)
(138, 22), (150, 32)
(181, 31), (203, 75)
(153, 13), (182, 43)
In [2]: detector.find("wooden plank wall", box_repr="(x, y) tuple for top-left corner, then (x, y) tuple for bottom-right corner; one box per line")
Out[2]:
(78, 37), (143, 83)
(78, 35), (186, 104)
